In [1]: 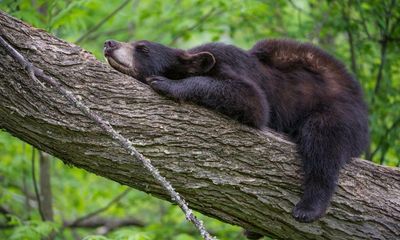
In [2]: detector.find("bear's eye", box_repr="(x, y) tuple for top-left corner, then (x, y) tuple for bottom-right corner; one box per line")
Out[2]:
(135, 44), (150, 54)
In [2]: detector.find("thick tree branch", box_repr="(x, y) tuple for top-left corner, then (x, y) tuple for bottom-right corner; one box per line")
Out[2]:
(0, 11), (399, 240)
(0, 23), (215, 240)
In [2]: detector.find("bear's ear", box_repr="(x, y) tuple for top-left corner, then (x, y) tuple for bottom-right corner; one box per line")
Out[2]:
(181, 52), (216, 74)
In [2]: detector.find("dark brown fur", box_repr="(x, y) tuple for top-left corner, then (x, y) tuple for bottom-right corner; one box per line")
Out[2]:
(104, 39), (369, 238)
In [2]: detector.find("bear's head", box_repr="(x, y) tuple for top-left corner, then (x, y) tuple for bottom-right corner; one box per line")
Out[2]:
(104, 40), (216, 82)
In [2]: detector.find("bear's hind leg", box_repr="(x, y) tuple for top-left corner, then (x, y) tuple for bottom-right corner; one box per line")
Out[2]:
(292, 112), (351, 223)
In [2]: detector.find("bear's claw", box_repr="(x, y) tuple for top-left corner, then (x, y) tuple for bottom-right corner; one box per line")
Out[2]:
(292, 201), (325, 223)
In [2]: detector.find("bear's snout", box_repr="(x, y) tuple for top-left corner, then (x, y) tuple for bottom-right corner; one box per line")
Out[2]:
(104, 40), (118, 48)
(104, 40), (119, 56)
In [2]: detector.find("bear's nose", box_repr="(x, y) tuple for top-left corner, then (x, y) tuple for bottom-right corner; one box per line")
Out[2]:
(104, 40), (117, 49)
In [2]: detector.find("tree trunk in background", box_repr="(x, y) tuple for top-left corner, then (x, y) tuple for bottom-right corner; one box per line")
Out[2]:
(0, 11), (399, 240)
(39, 151), (54, 222)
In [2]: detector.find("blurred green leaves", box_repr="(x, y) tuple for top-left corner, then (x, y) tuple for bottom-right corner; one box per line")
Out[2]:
(8, 218), (59, 240)
(0, 0), (399, 239)
(0, 131), (244, 239)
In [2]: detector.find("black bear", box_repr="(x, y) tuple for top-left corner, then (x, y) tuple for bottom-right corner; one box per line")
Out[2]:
(104, 39), (369, 234)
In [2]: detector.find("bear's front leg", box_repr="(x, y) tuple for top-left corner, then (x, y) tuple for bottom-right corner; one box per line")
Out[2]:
(146, 76), (181, 100)
(147, 75), (269, 128)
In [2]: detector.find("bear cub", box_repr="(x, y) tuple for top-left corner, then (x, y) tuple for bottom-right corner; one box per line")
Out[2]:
(104, 39), (369, 233)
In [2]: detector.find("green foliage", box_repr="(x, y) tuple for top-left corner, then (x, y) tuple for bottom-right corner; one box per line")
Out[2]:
(109, 229), (153, 240)
(0, 0), (399, 239)
(0, 131), (245, 240)
(8, 219), (58, 240)
(83, 236), (110, 240)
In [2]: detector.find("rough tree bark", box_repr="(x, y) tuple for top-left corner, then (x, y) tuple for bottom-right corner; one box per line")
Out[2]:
(0, 11), (399, 240)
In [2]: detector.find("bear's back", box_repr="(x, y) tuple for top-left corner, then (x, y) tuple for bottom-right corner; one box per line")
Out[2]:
(250, 39), (363, 99)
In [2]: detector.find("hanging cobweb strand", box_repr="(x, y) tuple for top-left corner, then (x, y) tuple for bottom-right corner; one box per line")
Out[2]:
(0, 36), (216, 240)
